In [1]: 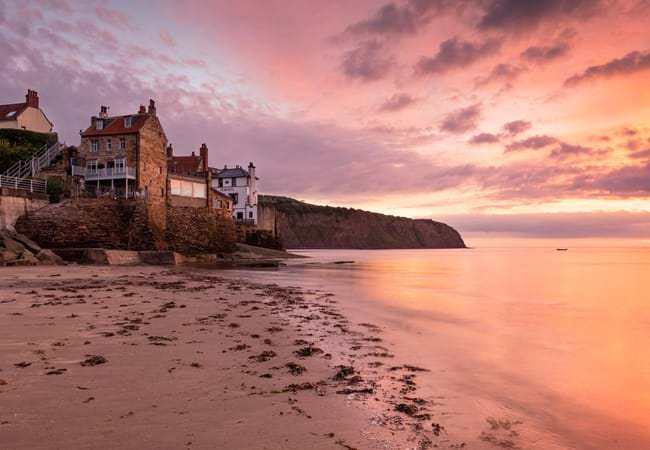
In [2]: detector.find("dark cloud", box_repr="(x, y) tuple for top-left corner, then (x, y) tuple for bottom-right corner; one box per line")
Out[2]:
(343, 0), (458, 37)
(507, 135), (558, 151)
(476, 62), (526, 87)
(378, 93), (418, 112)
(440, 104), (481, 134)
(502, 120), (531, 136)
(549, 142), (596, 159)
(415, 37), (501, 75)
(439, 211), (650, 238)
(564, 49), (650, 87)
(341, 40), (394, 81)
(478, 0), (602, 33)
(521, 41), (570, 63)
(629, 149), (650, 159)
(589, 162), (650, 194)
(469, 132), (500, 145)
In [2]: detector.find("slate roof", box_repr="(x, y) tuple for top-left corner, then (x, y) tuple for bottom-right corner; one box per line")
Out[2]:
(0, 102), (28, 122)
(214, 167), (250, 178)
(169, 154), (203, 175)
(81, 114), (149, 137)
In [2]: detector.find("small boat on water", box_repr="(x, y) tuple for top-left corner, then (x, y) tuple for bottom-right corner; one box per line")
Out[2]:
(556, 248), (568, 251)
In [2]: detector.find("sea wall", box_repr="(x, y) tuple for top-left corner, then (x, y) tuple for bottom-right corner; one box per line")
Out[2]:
(165, 206), (237, 255)
(259, 195), (466, 249)
(0, 189), (49, 229)
(15, 199), (237, 254)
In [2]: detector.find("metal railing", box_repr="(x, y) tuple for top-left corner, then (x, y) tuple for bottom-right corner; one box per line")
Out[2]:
(0, 174), (47, 194)
(4, 142), (62, 178)
(72, 166), (136, 180)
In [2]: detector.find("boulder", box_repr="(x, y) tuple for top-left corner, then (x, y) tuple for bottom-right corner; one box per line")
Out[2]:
(1, 229), (42, 254)
(37, 249), (65, 265)
(1, 250), (17, 262)
(2, 237), (25, 255)
(7, 255), (39, 266)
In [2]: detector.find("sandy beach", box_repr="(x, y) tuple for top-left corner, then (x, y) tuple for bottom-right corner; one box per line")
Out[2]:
(0, 266), (465, 450)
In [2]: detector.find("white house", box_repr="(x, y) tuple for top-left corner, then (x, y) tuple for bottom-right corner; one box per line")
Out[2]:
(211, 162), (259, 224)
(0, 89), (53, 133)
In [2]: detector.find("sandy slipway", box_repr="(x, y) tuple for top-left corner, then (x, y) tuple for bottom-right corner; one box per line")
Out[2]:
(0, 267), (468, 450)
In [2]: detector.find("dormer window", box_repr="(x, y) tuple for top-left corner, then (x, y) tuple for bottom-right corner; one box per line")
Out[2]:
(124, 116), (132, 128)
(96, 119), (103, 130)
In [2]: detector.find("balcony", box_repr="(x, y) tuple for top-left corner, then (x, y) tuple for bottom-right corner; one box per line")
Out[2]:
(72, 166), (136, 181)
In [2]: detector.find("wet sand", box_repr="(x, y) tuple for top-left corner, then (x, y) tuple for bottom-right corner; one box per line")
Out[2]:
(0, 266), (463, 449)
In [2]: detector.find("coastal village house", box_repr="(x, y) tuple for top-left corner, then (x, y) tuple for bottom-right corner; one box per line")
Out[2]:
(167, 143), (233, 216)
(211, 163), (259, 224)
(76, 101), (167, 201)
(0, 89), (53, 133)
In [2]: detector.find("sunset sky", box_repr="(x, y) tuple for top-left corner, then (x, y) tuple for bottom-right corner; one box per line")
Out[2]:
(2, 0), (650, 239)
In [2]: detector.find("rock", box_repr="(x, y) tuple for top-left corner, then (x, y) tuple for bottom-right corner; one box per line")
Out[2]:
(1, 250), (17, 262)
(7, 255), (39, 266)
(2, 237), (25, 255)
(12, 232), (42, 254)
(37, 249), (65, 265)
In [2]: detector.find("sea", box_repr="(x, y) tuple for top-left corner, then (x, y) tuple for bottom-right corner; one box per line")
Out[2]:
(221, 242), (650, 449)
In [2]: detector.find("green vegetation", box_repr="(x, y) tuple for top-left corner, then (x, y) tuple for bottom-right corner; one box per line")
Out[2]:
(0, 129), (57, 173)
(46, 177), (66, 203)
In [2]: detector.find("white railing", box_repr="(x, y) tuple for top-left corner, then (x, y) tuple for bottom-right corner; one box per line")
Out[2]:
(4, 142), (62, 178)
(72, 166), (136, 180)
(0, 175), (47, 194)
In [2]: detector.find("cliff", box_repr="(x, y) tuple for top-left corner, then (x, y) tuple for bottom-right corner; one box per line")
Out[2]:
(259, 196), (466, 249)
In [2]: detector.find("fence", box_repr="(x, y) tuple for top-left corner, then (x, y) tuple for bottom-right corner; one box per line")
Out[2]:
(0, 174), (47, 194)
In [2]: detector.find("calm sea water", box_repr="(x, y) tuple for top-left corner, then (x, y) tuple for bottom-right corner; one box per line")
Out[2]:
(221, 246), (650, 449)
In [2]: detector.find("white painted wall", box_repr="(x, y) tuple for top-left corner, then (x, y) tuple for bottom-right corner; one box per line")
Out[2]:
(212, 175), (258, 223)
(0, 107), (52, 133)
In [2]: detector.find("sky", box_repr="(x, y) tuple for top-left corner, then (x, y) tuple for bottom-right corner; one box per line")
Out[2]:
(1, 0), (650, 240)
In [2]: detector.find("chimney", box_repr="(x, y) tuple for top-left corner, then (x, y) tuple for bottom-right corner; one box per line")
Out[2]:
(199, 143), (208, 171)
(138, 104), (146, 114)
(248, 161), (256, 178)
(166, 143), (174, 158)
(99, 105), (108, 118)
(25, 89), (39, 108)
(147, 99), (156, 115)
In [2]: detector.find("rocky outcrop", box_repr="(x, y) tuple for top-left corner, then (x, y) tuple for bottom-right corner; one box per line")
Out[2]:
(0, 228), (65, 266)
(259, 196), (466, 249)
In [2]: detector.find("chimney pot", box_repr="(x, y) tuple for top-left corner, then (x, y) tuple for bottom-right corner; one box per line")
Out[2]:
(25, 89), (39, 108)
(147, 99), (156, 115)
(138, 105), (146, 114)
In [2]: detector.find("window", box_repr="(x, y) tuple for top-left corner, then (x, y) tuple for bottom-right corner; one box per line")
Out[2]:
(96, 120), (103, 130)
(6, 111), (16, 118)
(236, 212), (244, 219)
(231, 177), (237, 186)
(192, 183), (206, 199)
(218, 178), (223, 187)
(248, 211), (253, 218)
(106, 140), (112, 151)
(115, 158), (126, 173)
(119, 137), (126, 150)
(229, 193), (238, 204)
(86, 160), (98, 173)
(91, 140), (98, 152)
(170, 179), (182, 196)
(124, 116), (132, 128)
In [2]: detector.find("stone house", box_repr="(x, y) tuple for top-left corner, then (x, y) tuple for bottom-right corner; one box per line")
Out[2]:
(75, 100), (167, 201)
(0, 89), (54, 133)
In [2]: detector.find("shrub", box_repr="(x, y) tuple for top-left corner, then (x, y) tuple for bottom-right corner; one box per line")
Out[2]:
(46, 177), (66, 203)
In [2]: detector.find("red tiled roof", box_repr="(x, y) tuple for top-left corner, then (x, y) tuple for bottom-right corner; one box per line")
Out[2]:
(169, 155), (202, 174)
(0, 102), (28, 122)
(81, 114), (149, 136)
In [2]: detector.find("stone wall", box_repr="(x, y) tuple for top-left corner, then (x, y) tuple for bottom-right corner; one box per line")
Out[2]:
(166, 206), (236, 255)
(0, 189), (49, 229)
(137, 116), (168, 202)
(15, 198), (236, 255)
(15, 199), (141, 249)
